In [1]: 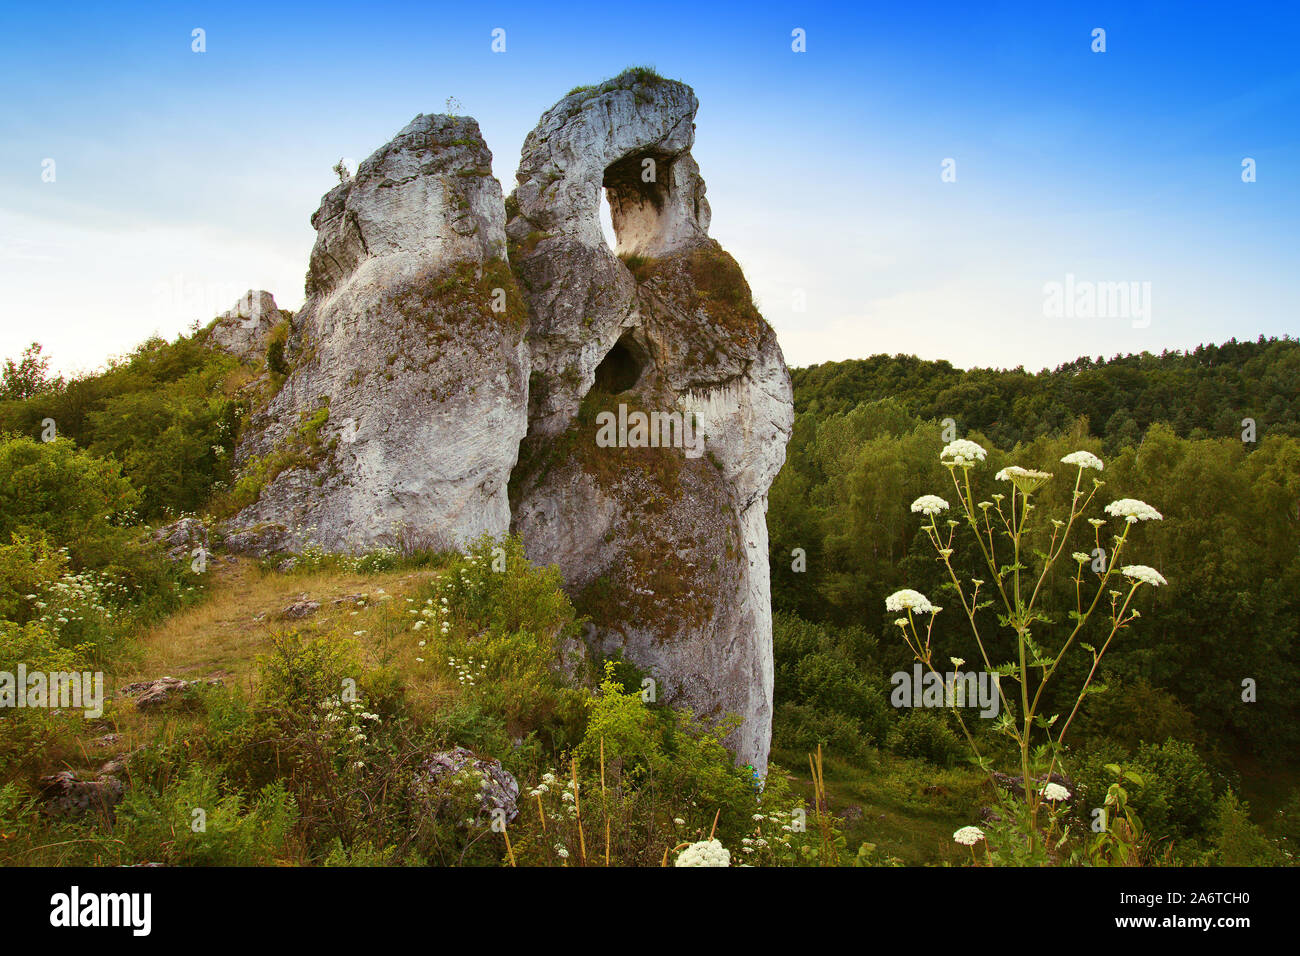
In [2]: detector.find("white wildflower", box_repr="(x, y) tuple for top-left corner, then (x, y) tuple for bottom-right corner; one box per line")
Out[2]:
(1041, 783), (1072, 802)
(953, 826), (985, 846)
(995, 465), (1053, 492)
(885, 589), (936, 614)
(910, 495), (950, 516)
(1104, 498), (1163, 523)
(940, 439), (987, 467)
(675, 839), (730, 867)
(1061, 450), (1104, 471)
(1121, 564), (1167, 587)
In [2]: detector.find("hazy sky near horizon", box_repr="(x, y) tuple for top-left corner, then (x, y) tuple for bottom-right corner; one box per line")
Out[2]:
(1, 1), (1297, 378)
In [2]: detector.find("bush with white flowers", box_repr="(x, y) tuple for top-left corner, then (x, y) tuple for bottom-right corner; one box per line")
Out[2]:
(892, 443), (1169, 860)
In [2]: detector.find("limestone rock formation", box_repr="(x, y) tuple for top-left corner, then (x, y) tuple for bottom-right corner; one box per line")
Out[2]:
(151, 516), (208, 563)
(506, 71), (793, 770)
(222, 71), (792, 771)
(208, 290), (283, 360)
(226, 114), (529, 552)
(504, 72), (711, 440)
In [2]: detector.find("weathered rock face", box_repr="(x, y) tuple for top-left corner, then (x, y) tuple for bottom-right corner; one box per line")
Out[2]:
(505, 73), (711, 440)
(223, 72), (792, 772)
(226, 115), (529, 552)
(507, 71), (793, 771)
(207, 290), (283, 360)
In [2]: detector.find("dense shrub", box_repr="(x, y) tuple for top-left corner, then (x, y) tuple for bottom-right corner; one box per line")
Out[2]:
(112, 766), (298, 866)
(0, 620), (85, 777)
(0, 334), (245, 520)
(886, 710), (964, 767)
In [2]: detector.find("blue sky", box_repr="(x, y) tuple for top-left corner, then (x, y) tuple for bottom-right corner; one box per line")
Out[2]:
(1, 1), (1296, 376)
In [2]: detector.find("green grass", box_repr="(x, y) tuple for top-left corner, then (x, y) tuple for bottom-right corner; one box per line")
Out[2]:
(771, 744), (981, 865)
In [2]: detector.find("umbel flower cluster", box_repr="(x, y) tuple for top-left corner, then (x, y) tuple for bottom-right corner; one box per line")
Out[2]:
(889, 440), (1168, 862)
(674, 838), (731, 867)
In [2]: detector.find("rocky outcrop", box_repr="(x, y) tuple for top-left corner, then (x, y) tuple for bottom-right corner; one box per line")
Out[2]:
(225, 115), (529, 553)
(414, 746), (520, 823)
(279, 595), (321, 620)
(151, 517), (208, 563)
(504, 71), (711, 439)
(221, 71), (792, 772)
(507, 70), (793, 770)
(119, 675), (219, 711)
(208, 290), (283, 360)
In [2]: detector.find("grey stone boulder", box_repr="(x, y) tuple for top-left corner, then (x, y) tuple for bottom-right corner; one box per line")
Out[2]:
(151, 517), (209, 563)
(39, 767), (125, 818)
(414, 746), (519, 823)
(119, 676), (219, 711)
(279, 595), (320, 620)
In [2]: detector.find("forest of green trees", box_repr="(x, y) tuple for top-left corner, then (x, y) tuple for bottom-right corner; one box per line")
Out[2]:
(767, 337), (1300, 861)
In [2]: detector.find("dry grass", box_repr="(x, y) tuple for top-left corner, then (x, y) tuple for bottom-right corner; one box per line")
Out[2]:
(88, 558), (458, 748)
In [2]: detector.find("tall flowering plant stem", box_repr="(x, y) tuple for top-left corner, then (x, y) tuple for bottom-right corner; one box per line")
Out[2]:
(892, 443), (1167, 855)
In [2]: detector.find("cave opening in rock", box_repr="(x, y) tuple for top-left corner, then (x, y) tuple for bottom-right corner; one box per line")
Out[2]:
(592, 333), (646, 394)
(602, 150), (673, 258)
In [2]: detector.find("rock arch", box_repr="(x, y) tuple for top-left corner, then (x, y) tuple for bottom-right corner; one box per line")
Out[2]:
(506, 69), (793, 771)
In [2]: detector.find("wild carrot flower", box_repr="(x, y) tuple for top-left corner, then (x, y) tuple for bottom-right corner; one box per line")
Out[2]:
(1121, 565), (1167, 587)
(675, 839), (730, 867)
(911, 495), (950, 516)
(940, 439), (987, 467)
(1104, 498), (1163, 523)
(885, 589), (936, 614)
(995, 466), (1054, 493)
(1041, 783), (1071, 802)
(953, 826), (985, 846)
(1061, 451), (1104, 471)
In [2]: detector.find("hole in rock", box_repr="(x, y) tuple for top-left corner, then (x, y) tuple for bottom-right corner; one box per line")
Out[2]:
(602, 150), (673, 258)
(592, 334), (646, 394)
